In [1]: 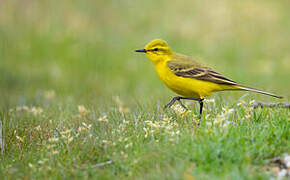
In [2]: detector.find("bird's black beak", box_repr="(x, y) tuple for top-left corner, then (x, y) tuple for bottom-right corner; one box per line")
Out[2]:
(135, 49), (147, 53)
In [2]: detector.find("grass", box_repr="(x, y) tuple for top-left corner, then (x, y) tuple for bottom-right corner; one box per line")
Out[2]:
(0, 0), (289, 179)
(0, 98), (289, 179)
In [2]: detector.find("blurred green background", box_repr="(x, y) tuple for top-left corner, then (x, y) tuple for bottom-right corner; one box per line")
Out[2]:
(1, 0), (289, 108)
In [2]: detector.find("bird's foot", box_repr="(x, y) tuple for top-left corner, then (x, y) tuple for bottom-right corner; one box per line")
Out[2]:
(164, 97), (188, 110)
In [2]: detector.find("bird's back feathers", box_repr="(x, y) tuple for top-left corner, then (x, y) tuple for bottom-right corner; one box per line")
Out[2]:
(167, 53), (282, 99)
(167, 53), (238, 86)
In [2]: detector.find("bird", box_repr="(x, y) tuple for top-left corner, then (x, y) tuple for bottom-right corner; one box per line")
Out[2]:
(135, 39), (283, 122)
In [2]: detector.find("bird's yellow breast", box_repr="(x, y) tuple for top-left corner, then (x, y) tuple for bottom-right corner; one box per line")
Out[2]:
(154, 61), (225, 99)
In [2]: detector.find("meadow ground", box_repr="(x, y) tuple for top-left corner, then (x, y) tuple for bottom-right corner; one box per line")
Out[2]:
(0, 0), (289, 179)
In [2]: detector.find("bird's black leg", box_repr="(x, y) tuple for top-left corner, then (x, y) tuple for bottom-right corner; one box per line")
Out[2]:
(165, 96), (204, 121)
(164, 97), (177, 109)
(181, 97), (204, 121)
(164, 96), (185, 109)
(199, 100), (204, 121)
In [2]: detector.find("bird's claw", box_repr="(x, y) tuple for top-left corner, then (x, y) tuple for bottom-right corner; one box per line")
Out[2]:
(164, 97), (188, 110)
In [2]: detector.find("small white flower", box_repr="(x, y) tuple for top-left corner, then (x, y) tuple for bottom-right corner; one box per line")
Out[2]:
(237, 100), (247, 107)
(35, 125), (41, 131)
(277, 169), (287, 179)
(30, 107), (43, 116)
(28, 163), (34, 168)
(143, 128), (148, 138)
(172, 104), (186, 114)
(223, 121), (231, 128)
(102, 140), (111, 145)
(67, 137), (74, 143)
(227, 108), (234, 114)
(16, 106), (29, 112)
(245, 114), (251, 119)
(78, 105), (88, 114)
(16, 135), (24, 142)
(98, 115), (108, 122)
(38, 160), (44, 164)
(283, 154), (290, 168)
(249, 100), (256, 105)
(78, 126), (86, 132)
(48, 137), (59, 143)
(61, 129), (71, 135)
(125, 143), (132, 149)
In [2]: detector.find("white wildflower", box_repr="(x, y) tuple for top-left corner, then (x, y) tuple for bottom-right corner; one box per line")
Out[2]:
(35, 125), (41, 131)
(277, 169), (287, 179)
(172, 104), (186, 114)
(102, 140), (111, 145)
(16, 106), (29, 111)
(16, 135), (24, 142)
(249, 100), (256, 105)
(28, 163), (34, 169)
(125, 143), (132, 149)
(48, 137), (59, 143)
(237, 100), (247, 107)
(245, 114), (251, 119)
(67, 137), (74, 143)
(78, 105), (88, 114)
(145, 120), (160, 128)
(30, 107), (43, 116)
(98, 115), (108, 122)
(60, 129), (71, 135)
(227, 108), (234, 114)
(283, 154), (290, 168)
(222, 121), (231, 128)
(38, 160), (44, 164)
(143, 127), (148, 138)
(78, 126), (86, 132)
(113, 96), (130, 114)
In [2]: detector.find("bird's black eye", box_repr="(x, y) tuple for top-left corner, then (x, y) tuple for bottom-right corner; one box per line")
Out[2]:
(153, 48), (159, 51)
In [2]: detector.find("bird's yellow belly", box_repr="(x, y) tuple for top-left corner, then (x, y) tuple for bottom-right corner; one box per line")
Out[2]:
(155, 63), (224, 98)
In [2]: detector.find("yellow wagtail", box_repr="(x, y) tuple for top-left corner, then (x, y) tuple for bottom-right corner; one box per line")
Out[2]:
(135, 39), (282, 121)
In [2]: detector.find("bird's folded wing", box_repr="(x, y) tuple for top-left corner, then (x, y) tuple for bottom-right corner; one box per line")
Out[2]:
(167, 61), (238, 85)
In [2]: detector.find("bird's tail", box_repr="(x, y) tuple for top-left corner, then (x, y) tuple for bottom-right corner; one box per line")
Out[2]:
(234, 85), (283, 99)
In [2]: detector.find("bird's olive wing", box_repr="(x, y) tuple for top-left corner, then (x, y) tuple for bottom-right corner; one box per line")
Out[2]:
(167, 61), (238, 85)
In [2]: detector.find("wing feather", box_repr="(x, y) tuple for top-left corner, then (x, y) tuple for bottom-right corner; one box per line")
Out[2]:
(167, 57), (238, 85)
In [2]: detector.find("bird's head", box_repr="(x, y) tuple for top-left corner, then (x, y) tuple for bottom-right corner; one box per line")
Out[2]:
(135, 39), (173, 64)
